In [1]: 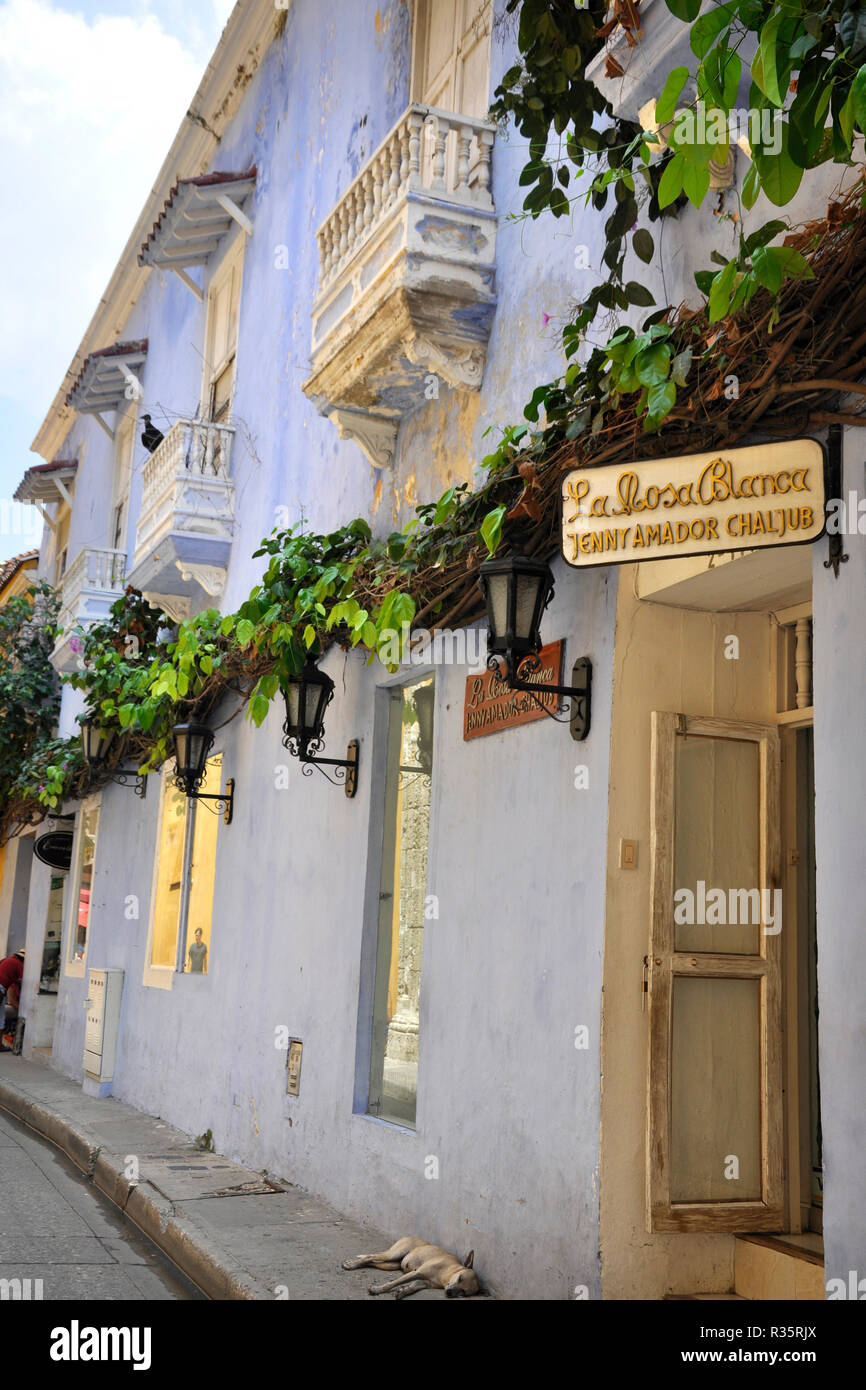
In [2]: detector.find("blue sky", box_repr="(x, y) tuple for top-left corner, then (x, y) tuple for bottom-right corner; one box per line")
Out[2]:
(0, 0), (235, 562)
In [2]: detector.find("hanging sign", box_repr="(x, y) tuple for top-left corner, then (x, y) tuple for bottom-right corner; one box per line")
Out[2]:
(33, 831), (74, 872)
(561, 438), (826, 568)
(463, 640), (563, 740)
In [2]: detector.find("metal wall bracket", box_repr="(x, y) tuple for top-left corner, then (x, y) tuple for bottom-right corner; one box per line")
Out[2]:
(824, 422), (848, 578)
(343, 740), (359, 799)
(569, 657), (592, 742)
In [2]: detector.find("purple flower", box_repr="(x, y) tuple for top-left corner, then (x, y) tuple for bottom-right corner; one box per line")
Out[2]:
(541, 312), (552, 326)
(69, 635), (83, 654)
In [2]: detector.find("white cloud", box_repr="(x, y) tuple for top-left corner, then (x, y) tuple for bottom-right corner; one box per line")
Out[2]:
(0, 0), (214, 422)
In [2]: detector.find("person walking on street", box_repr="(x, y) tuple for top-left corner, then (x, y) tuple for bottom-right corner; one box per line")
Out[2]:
(0, 948), (25, 1051)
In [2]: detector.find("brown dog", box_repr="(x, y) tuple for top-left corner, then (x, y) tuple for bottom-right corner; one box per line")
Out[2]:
(341, 1236), (481, 1298)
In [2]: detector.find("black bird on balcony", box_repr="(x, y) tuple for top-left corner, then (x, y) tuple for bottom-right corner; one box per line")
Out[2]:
(140, 414), (164, 454)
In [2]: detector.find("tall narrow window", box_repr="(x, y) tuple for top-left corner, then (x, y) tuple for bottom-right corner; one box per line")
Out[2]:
(111, 407), (136, 553)
(411, 0), (492, 115)
(67, 804), (99, 970)
(184, 754), (221, 974)
(150, 776), (188, 972)
(146, 757), (221, 986)
(411, 0), (492, 190)
(54, 503), (71, 584)
(202, 238), (243, 427)
(369, 676), (435, 1127)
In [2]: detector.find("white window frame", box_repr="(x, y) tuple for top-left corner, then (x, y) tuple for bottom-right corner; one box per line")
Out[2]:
(63, 794), (101, 980)
(199, 230), (245, 426)
(359, 663), (442, 1132)
(143, 757), (222, 990)
(110, 402), (137, 554)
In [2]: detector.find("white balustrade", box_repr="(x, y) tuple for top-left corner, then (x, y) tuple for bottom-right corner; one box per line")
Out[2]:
(140, 418), (235, 520)
(315, 103), (495, 295)
(58, 547), (127, 626)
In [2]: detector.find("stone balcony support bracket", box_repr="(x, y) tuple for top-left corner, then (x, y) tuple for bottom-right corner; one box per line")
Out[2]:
(303, 104), (497, 468)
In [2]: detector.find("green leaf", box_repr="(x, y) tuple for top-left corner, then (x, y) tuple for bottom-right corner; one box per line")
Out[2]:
(200, 654), (213, 676)
(632, 228), (654, 263)
(773, 245), (813, 280)
(852, 64), (866, 131)
(655, 66), (690, 125)
(664, 0), (701, 18)
(303, 624), (317, 649)
(752, 122), (803, 205)
(744, 219), (787, 255)
(625, 281), (656, 307)
(708, 258), (738, 322)
(480, 504), (507, 557)
(647, 379), (676, 419)
(839, 7), (866, 64)
(751, 244), (783, 293)
(694, 269), (715, 295)
(759, 11), (786, 108)
(741, 159), (761, 209)
(236, 618), (255, 646)
(636, 343), (672, 387)
(249, 693), (270, 727)
(835, 81), (856, 157)
(690, 1), (736, 59)
(657, 152), (685, 208)
(671, 348), (692, 387)
(682, 159), (710, 207)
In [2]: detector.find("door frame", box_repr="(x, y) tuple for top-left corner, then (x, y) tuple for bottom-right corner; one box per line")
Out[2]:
(779, 716), (820, 1233)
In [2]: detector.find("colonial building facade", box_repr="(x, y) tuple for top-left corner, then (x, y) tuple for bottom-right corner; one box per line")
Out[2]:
(3, 0), (864, 1299)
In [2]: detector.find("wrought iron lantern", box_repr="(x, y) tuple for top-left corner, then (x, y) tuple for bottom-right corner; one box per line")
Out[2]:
(478, 552), (592, 741)
(281, 655), (359, 797)
(477, 553), (554, 666)
(172, 722), (234, 822)
(79, 716), (147, 798)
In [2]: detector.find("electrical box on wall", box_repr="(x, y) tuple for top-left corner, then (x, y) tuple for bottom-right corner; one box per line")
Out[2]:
(83, 968), (124, 1082)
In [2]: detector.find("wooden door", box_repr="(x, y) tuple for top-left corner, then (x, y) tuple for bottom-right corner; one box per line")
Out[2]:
(647, 712), (784, 1233)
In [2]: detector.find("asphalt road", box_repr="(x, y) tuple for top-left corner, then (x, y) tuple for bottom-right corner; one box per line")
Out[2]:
(0, 1105), (204, 1300)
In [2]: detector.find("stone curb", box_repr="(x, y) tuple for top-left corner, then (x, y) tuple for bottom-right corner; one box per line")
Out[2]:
(0, 1075), (268, 1301)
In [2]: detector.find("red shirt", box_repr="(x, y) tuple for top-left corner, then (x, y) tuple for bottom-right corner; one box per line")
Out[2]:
(0, 956), (23, 991)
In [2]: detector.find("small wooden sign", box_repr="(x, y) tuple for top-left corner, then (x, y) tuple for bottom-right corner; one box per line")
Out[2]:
(463, 641), (563, 741)
(561, 438), (826, 568)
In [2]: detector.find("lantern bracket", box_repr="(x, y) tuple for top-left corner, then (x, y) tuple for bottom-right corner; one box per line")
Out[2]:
(284, 737), (359, 798)
(173, 776), (235, 824)
(489, 653), (592, 742)
(109, 770), (149, 799)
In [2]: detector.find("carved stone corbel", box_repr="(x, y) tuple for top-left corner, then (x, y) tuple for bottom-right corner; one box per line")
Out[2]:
(405, 336), (486, 389)
(328, 408), (398, 469)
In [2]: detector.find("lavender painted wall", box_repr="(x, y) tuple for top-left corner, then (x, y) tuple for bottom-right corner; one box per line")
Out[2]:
(29, 0), (613, 1300)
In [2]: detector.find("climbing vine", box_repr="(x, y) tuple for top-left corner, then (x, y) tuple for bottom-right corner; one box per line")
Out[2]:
(3, 0), (866, 839)
(0, 583), (63, 815)
(487, 0), (866, 448)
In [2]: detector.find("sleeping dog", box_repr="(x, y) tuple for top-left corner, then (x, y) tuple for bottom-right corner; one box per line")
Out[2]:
(342, 1236), (482, 1298)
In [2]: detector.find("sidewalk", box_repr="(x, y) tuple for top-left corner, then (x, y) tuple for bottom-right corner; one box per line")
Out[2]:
(0, 1056), (442, 1300)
